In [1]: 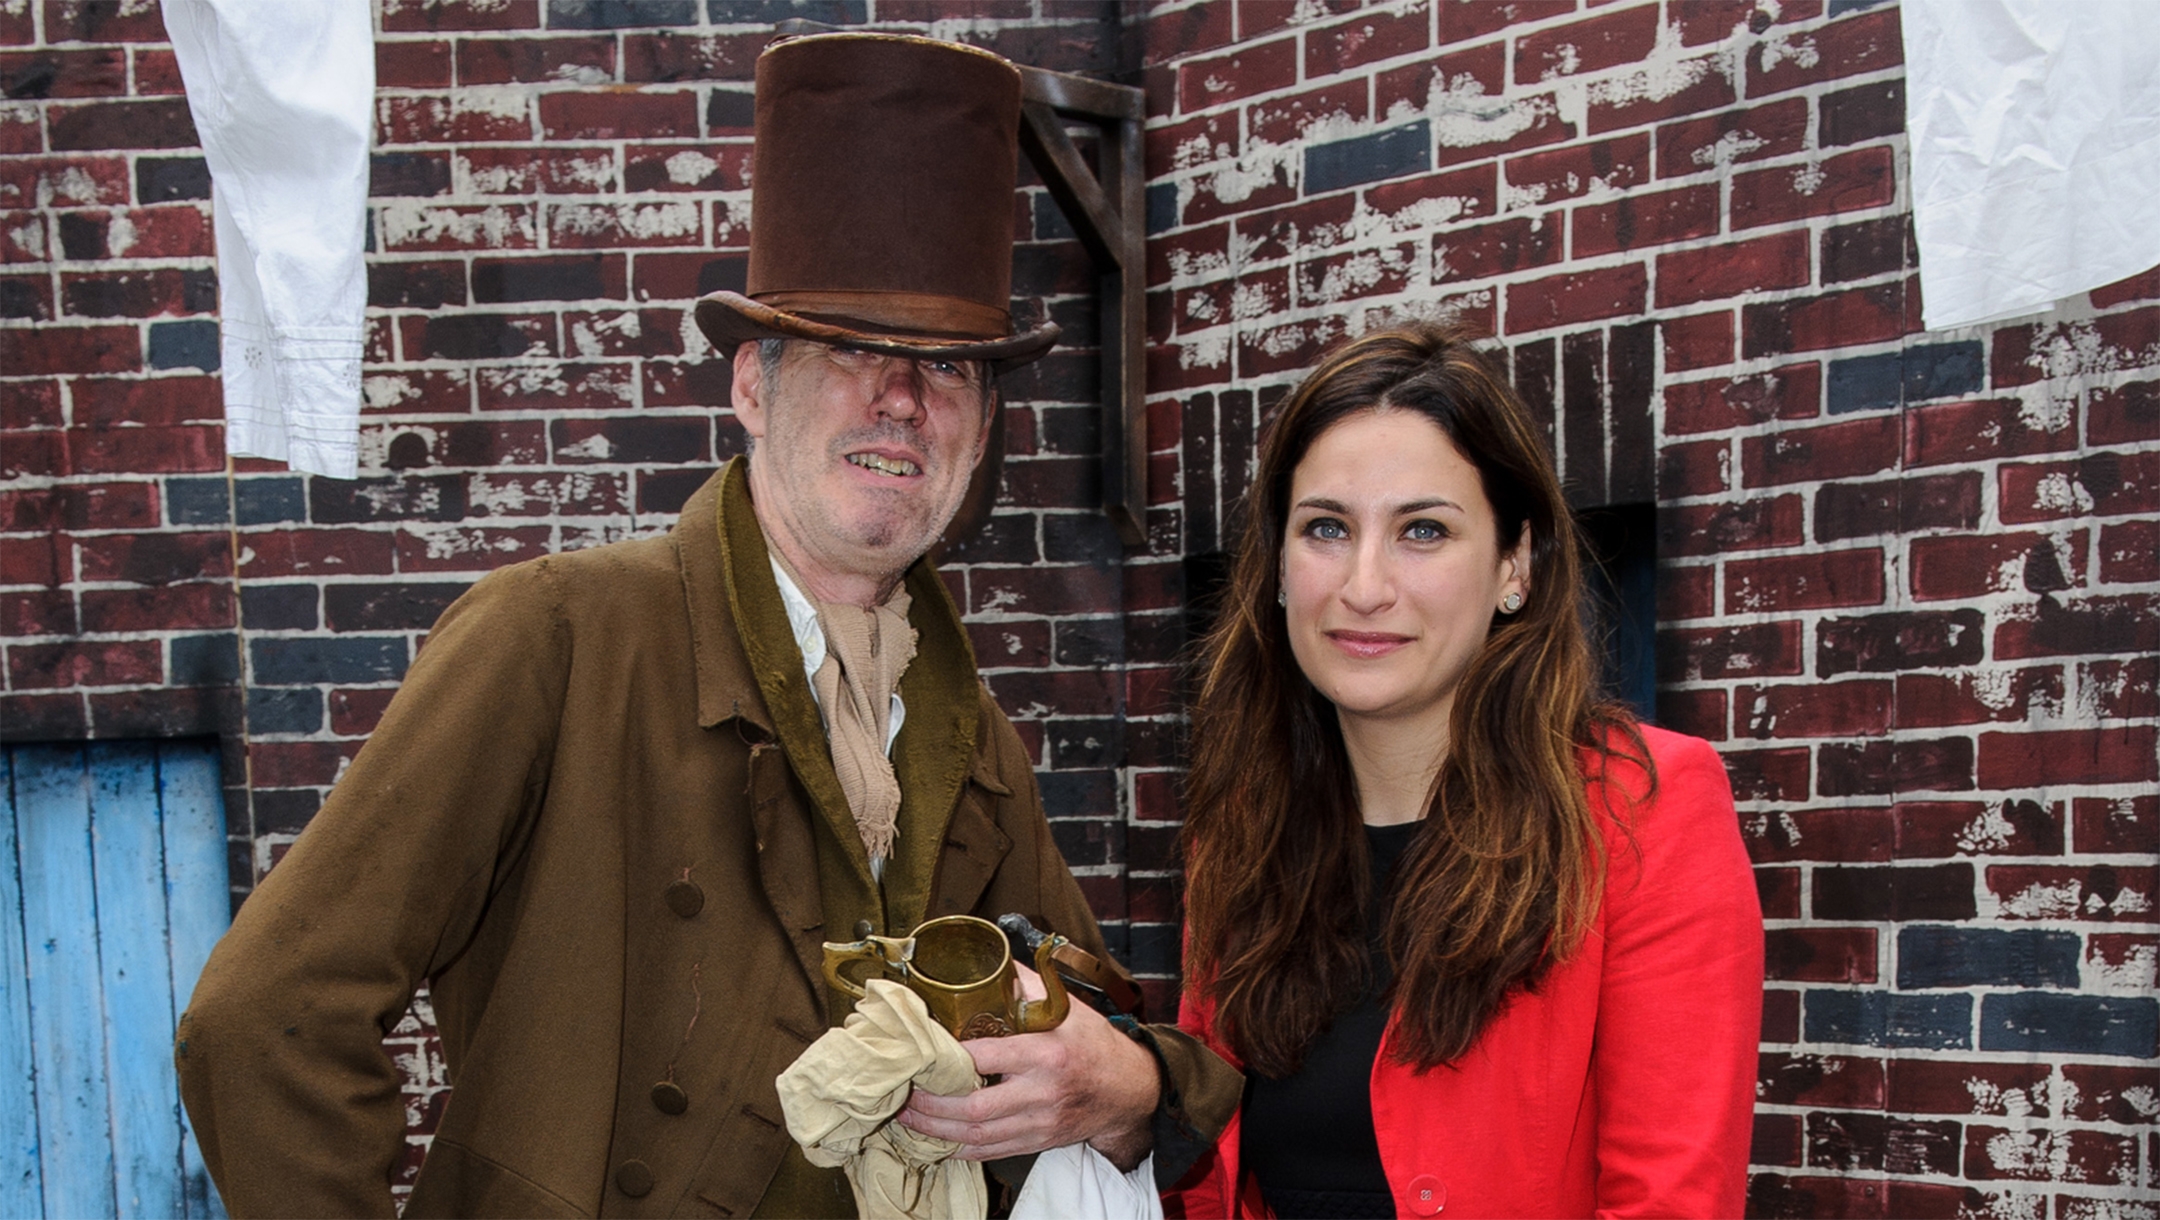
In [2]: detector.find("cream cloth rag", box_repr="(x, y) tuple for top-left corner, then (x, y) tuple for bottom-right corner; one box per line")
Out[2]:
(768, 549), (918, 863)
(776, 980), (985, 1220)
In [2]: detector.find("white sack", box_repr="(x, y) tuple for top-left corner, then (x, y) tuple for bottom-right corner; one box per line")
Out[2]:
(164, 0), (374, 479)
(1902, 0), (2160, 331)
(1010, 1143), (1161, 1220)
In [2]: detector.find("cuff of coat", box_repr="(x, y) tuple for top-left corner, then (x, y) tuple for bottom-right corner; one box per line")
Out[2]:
(1135, 1022), (1242, 1191)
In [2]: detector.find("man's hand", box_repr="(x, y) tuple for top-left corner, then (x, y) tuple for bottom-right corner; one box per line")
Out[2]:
(894, 965), (1160, 1171)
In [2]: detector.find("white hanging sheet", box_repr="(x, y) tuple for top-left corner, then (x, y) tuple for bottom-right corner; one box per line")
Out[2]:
(1902, 0), (2160, 331)
(164, 0), (374, 479)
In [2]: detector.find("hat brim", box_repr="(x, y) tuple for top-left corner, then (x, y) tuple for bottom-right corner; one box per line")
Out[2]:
(696, 292), (1060, 374)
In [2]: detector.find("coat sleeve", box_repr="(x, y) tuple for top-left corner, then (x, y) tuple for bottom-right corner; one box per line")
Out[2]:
(1161, 986), (1242, 1220)
(174, 561), (572, 1218)
(1589, 731), (1764, 1219)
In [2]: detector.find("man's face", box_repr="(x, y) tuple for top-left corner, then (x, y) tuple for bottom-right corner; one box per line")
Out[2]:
(733, 339), (992, 603)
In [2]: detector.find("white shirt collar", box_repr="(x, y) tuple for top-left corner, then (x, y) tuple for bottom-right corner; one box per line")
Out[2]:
(767, 554), (907, 755)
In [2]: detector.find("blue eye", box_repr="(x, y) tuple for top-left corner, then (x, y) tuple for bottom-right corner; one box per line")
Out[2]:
(1303, 518), (1348, 541)
(1404, 519), (1446, 542)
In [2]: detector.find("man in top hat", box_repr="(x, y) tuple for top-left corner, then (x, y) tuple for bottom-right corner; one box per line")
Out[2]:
(175, 30), (1237, 1218)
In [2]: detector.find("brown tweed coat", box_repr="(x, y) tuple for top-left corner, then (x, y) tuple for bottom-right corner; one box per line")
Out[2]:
(176, 461), (1225, 1217)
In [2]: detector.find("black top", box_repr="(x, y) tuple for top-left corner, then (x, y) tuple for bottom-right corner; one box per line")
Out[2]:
(1240, 820), (1421, 1220)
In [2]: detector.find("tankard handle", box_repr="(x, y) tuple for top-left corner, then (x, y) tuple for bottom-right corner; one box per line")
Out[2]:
(822, 934), (912, 1001)
(1014, 934), (1071, 1033)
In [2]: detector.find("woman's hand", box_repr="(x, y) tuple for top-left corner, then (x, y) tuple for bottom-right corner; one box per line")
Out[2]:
(893, 964), (1160, 1170)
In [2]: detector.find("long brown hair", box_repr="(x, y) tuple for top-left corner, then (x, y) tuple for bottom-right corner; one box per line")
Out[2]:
(1181, 320), (1648, 1075)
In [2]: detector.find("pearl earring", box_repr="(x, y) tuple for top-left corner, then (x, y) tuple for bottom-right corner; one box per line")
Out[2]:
(1502, 591), (1523, 614)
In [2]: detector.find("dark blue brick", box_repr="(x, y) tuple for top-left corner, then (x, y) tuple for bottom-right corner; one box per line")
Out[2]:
(166, 477), (231, 526)
(707, 88), (754, 130)
(240, 584), (317, 631)
(137, 156), (210, 203)
(1033, 192), (1078, 243)
(1981, 993), (2157, 1058)
(147, 319), (219, 371)
(1146, 182), (1178, 235)
(1048, 812), (1122, 869)
(1897, 926), (2081, 989)
(235, 477), (306, 525)
(246, 687), (324, 734)
(1305, 121), (1429, 195)
(705, 0), (865, 23)
(169, 633), (240, 687)
(1826, 0), (1891, 13)
(1037, 770), (1116, 821)
(1125, 921), (1181, 980)
(547, 0), (696, 27)
(1804, 990), (1971, 1050)
(249, 636), (409, 686)
(1828, 341), (1984, 414)
(1828, 351), (1902, 415)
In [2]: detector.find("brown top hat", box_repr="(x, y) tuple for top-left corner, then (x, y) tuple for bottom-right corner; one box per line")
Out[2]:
(694, 32), (1060, 372)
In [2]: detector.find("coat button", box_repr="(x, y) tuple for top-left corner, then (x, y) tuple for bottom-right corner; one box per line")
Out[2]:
(651, 1080), (688, 1115)
(1406, 1174), (1446, 1216)
(664, 879), (704, 918)
(616, 1159), (654, 1198)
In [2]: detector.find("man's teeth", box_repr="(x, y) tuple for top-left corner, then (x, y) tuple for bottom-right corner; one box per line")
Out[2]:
(847, 453), (920, 477)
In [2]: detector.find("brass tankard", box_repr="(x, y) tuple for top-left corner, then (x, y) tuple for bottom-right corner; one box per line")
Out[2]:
(822, 914), (1070, 1039)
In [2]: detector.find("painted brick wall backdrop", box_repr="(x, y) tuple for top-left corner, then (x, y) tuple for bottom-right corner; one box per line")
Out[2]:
(2, 0), (2156, 1214)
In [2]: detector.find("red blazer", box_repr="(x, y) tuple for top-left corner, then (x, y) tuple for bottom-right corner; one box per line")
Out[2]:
(1167, 727), (1763, 1219)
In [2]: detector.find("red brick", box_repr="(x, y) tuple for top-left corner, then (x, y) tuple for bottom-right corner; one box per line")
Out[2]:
(542, 201), (700, 250)
(375, 203), (538, 254)
(0, 430), (64, 480)
(1741, 414), (1897, 487)
(1999, 450), (2160, 524)
(0, 47), (125, 97)
(2079, 657), (2159, 722)
(1756, 867), (1800, 919)
(60, 268), (210, 318)
(360, 368), (473, 417)
(475, 362), (632, 411)
(1178, 38), (1296, 114)
(1964, 1127), (2136, 1184)
(1655, 229), (1811, 308)
(1743, 281), (1911, 357)
(1433, 89), (1575, 169)
(2, 589), (75, 636)
(0, 107), (38, 156)
(1662, 494), (1803, 556)
(377, 39), (454, 89)
(66, 424), (221, 474)
(1909, 530), (2087, 602)
(377, 94), (532, 146)
(238, 529), (397, 579)
(1897, 670), (2064, 729)
(1589, 53), (1738, 135)
(1731, 147), (1895, 230)
(1573, 183), (1719, 257)
(1903, 396), (2077, 469)
(1765, 927), (1876, 983)
(1979, 726), (2158, 790)
(1993, 308), (2160, 389)
(1988, 865), (2157, 923)
(1236, 314), (1349, 379)
(1304, 6), (1427, 76)
(1437, 0), (1573, 46)
(1504, 262), (1645, 333)
(1657, 562), (1715, 620)
(1758, 1052), (1886, 1108)
(2074, 795), (2158, 855)
(1375, 41), (1504, 115)
(2090, 260), (2160, 309)
(1895, 799), (2064, 859)
(379, 0), (539, 32)
(0, 380), (61, 431)
(538, 90), (694, 142)
(1748, 6), (1902, 96)
(1743, 806), (1892, 864)
(1514, 4), (1658, 85)
(0, 211), (46, 261)
(2061, 1062), (2160, 1125)
(2090, 380), (2160, 442)
(1995, 594), (2160, 661)
(1653, 687), (1725, 740)
(1657, 620), (1803, 682)
(4, 323), (142, 376)
(21, 480), (154, 530)
(1760, 987), (1801, 1041)
(80, 583), (234, 633)
(123, 47), (175, 95)
(1504, 133), (1648, 205)
(1721, 747), (1811, 803)
(1148, 222), (1229, 286)
(1294, 241), (1414, 307)
(328, 687), (397, 736)
(1431, 214), (1559, 284)
(456, 35), (614, 85)
(1887, 1059), (2050, 1118)
(1737, 679), (1892, 739)
(0, 153), (129, 209)
(455, 146), (616, 196)
(6, 638), (161, 690)
(1725, 548), (1884, 614)
(247, 740), (358, 789)
(1246, 82), (1361, 148)
(561, 308), (683, 358)
(73, 529), (227, 584)
(1657, 437), (1730, 496)
(2, 271), (51, 321)
(1126, 665), (1180, 718)
(1661, 311), (1733, 372)
(393, 525), (552, 573)
(2098, 520), (2159, 584)
(1182, 163), (1296, 227)
(0, 1), (31, 43)
(108, 204), (214, 258)
(0, 531), (71, 585)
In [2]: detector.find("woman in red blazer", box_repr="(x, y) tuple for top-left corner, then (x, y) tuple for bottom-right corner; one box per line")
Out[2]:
(1170, 322), (1763, 1219)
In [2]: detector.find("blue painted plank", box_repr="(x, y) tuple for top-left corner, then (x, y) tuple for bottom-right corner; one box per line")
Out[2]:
(1, 750), (48, 1216)
(92, 742), (183, 1219)
(15, 744), (119, 1219)
(158, 741), (230, 1220)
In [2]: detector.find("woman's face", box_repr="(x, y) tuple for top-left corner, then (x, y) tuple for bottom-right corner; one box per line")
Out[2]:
(1281, 408), (1530, 738)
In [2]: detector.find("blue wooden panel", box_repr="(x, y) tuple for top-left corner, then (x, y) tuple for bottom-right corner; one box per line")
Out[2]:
(0, 751), (47, 1215)
(13, 744), (119, 1219)
(91, 742), (184, 1219)
(157, 742), (230, 1220)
